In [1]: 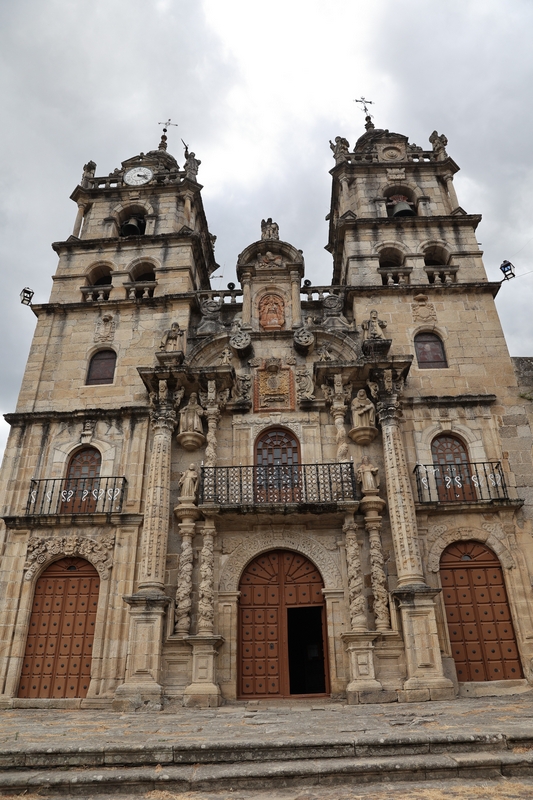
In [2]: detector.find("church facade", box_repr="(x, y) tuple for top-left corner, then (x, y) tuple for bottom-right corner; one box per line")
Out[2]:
(1, 120), (533, 710)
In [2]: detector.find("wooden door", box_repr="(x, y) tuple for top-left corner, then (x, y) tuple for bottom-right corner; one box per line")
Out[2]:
(440, 541), (523, 682)
(61, 448), (101, 513)
(254, 429), (300, 503)
(431, 435), (476, 502)
(18, 558), (100, 699)
(238, 550), (329, 698)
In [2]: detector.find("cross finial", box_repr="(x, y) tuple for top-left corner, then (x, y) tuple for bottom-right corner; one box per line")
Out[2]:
(354, 97), (374, 117)
(158, 119), (178, 151)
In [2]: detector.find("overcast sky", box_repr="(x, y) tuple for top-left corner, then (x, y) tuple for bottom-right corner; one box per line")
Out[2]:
(1, 0), (532, 459)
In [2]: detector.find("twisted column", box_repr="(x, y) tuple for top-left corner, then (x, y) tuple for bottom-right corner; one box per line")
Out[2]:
(367, 519), (390, 631)
(174, 512), (196, 635)
(343, 517), (366, 630)
(138, 402), (176, 593)
(197, 517), (216, 634)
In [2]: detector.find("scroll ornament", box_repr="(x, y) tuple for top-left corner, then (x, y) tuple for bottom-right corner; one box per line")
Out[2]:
(24, 534), (115, 580)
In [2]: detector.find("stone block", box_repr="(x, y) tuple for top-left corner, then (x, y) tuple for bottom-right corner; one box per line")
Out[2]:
(397, 688), (430, 703)
(358, 689), (398, 704)
(429, 686), (456, 701)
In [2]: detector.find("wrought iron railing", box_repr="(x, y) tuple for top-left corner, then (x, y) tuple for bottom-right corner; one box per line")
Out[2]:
(414, 462), (508, 504)
(26, 477), (127, 515)
(199, 463), (357, 507)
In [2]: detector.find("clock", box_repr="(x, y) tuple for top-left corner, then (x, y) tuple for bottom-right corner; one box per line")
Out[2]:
(124, 166), (153, 186)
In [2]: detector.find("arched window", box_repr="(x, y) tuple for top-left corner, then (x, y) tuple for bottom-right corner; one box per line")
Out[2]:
(431, 434), (476, 502)
(254, 428), (300, 502)
(61, 447), (102, 513)
(414, 332), (447, 369)
(86, 350), (116, 385)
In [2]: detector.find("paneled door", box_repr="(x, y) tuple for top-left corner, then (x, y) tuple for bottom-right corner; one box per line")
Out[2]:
(440, 541), (523, 682)
(238, 550), (329, 698)
(18, 557), (100, 699)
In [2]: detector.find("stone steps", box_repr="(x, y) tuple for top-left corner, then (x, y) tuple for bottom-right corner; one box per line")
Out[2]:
(1, 731), (533, 795)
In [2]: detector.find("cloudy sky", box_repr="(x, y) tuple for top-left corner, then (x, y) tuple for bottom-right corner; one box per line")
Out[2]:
(1, 0), (532, 458)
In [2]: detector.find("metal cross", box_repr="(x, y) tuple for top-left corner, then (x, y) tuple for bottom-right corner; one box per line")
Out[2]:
(354, 97), (374, 117)
(158, 118), (178, 134)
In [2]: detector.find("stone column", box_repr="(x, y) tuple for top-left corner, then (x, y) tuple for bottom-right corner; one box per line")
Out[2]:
(359, 494), (390, 632)
(173, 505), (199, 636)
(113, 388), (176, 711)
(184, 516), (223, 707)
(241, 272), (252, 327)
(443, 173), (459, 212)
(343, 516), (366, 631)
(72, 202), (86, 237)
(290, 270), (302, 327)
(370, 369), (455, 701)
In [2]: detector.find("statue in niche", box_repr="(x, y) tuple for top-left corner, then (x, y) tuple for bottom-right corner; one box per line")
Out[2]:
(179, 463), (199, 503)
(160, 322), (184, 352)
(348, 388), (378, 445)
(258, 293), (285, 330)
(176, 392), (206, 451)
(329, 136), (350, 164)
(261, 218), (279, 240)
(356, 456), (380, 495)
(361, 309), (387, 340)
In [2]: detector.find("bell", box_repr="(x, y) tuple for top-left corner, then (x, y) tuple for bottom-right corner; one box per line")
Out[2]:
(391, 201), (415, 217)
(121, 217), (142, 236)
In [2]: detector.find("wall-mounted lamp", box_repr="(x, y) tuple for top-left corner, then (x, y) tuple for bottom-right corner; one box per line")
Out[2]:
(20, 287), (34, 306)
(500, 260), (515, 281)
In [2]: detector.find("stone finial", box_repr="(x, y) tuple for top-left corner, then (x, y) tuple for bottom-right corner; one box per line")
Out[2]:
(261, 218), (279, 240)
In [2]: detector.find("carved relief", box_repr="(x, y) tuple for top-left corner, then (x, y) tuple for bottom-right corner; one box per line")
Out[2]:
(411, 294), (437, 323)
(198, 523), (216, 633)
(254, 360), (294, 412)
(24, 534), (115, 581)
(94, 314), (115, 343)
(427, 526), (515, 573)
(258, 293), (285, 330)
(295, 367), (315, 402)
(233, 373), (252, 403)
(219, 531), (342, 592)
(343, 520), (366, 630)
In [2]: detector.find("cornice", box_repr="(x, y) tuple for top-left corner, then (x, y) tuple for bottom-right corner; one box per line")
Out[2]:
(4, 406), (150, 426)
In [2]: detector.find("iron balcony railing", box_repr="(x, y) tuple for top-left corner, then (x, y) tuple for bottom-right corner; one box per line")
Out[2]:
(414, 462), (508, 504)
(199, 463), (357, 508)
(26, 477), (127, 516)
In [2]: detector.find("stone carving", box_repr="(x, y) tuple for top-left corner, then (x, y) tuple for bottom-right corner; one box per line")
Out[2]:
(24, 534), (115, 581)
(368, 522), (391, 631)
(257, 251), (283, 269)
(293, 326), (315, 354)
(219, 347), (232, 365)
(219, 531), (342, 592)
(179, 463), (199, 503)
(233, 373), (252, 403)
(197, 298), (222, 335)
(295, 367), (315, 402)
(356, 456), (380, 494)
(261, 218), (279, 240)
(80, 419), (96, 444)
(159, 379), (169, 405)
(184, 146), (201, 181)
(160, 322), (184, 352)
(317, 345), (334, 362)
(258, 294), (285, 330)
(411, 294), (437, 323)
(427, 527), (515, 573)
(94, 314), (115, 343)
(386, 167), (406, 181)
(343, 520), (366, 630)
(348, 389), (378, 445)
(255, 360), (294, 411)
(176, 393), (206, 450)
(174, 522), (194, 635)
(198, 521), (216, 633)
(362, 309), (387, 340)
(82, 160), (96, 187)
(322, 374), (351, 462)
(329, 136), (350, 164)
(322, 294), (351, 331)
(229, 320), (252, 355)
(220, 537), (243, 555)
(429, 131), (448, 160)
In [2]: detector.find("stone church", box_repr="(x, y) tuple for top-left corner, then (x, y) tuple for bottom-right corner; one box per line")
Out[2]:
(1, 118), (533, 711)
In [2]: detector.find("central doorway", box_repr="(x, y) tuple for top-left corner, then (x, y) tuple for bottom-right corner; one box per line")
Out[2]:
(238, 549), (329, 698)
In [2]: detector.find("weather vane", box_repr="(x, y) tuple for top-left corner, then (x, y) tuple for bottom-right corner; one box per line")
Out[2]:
(159, 118), (178, 134)
(354, 97), (374, 118)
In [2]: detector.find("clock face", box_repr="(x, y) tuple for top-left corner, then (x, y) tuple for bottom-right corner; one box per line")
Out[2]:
(124, 166), (153, 186)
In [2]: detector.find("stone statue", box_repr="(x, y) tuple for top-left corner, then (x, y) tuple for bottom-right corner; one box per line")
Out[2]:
(219, 347), (232, 365)
(179, 393), (204, 434)
(351, 389), (376, 429)
(261, 218), (279, 240)
(159, 379), (169, 404)
(317, 345), (334, 362)
(361, 309), (387, 340)
(160, 322), (184, 352)
(429, 131), (448, 160)
(356, 456), (380, 495)
(179, 463), (199, 502)
(329, 136), (350, 164)
(184, 146), (201, 181)
(295, 367), (315, 402)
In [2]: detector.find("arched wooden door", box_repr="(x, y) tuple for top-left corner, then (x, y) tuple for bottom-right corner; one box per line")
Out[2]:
(61, 448), (101, 513)
(254, 428), (300, 503)
(238, 550), (329, 698)
(18, 557), (100, 699)
(432, 434), (476, 502)
(440, 541), (523, 682)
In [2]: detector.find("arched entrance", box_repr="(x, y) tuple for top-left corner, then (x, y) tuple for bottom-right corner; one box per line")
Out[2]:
(18, 557), (100, 699)
(440, 541), (523, 682)
(238, 549), (329, 698)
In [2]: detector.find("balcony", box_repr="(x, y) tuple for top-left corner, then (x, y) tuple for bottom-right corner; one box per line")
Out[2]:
(199, 463), (357, 512)
(414, 462), (508, 504)
(26, 477), (127, 516)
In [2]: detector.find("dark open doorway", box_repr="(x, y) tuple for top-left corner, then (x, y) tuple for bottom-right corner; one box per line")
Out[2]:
(287, 606), (326, 694)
